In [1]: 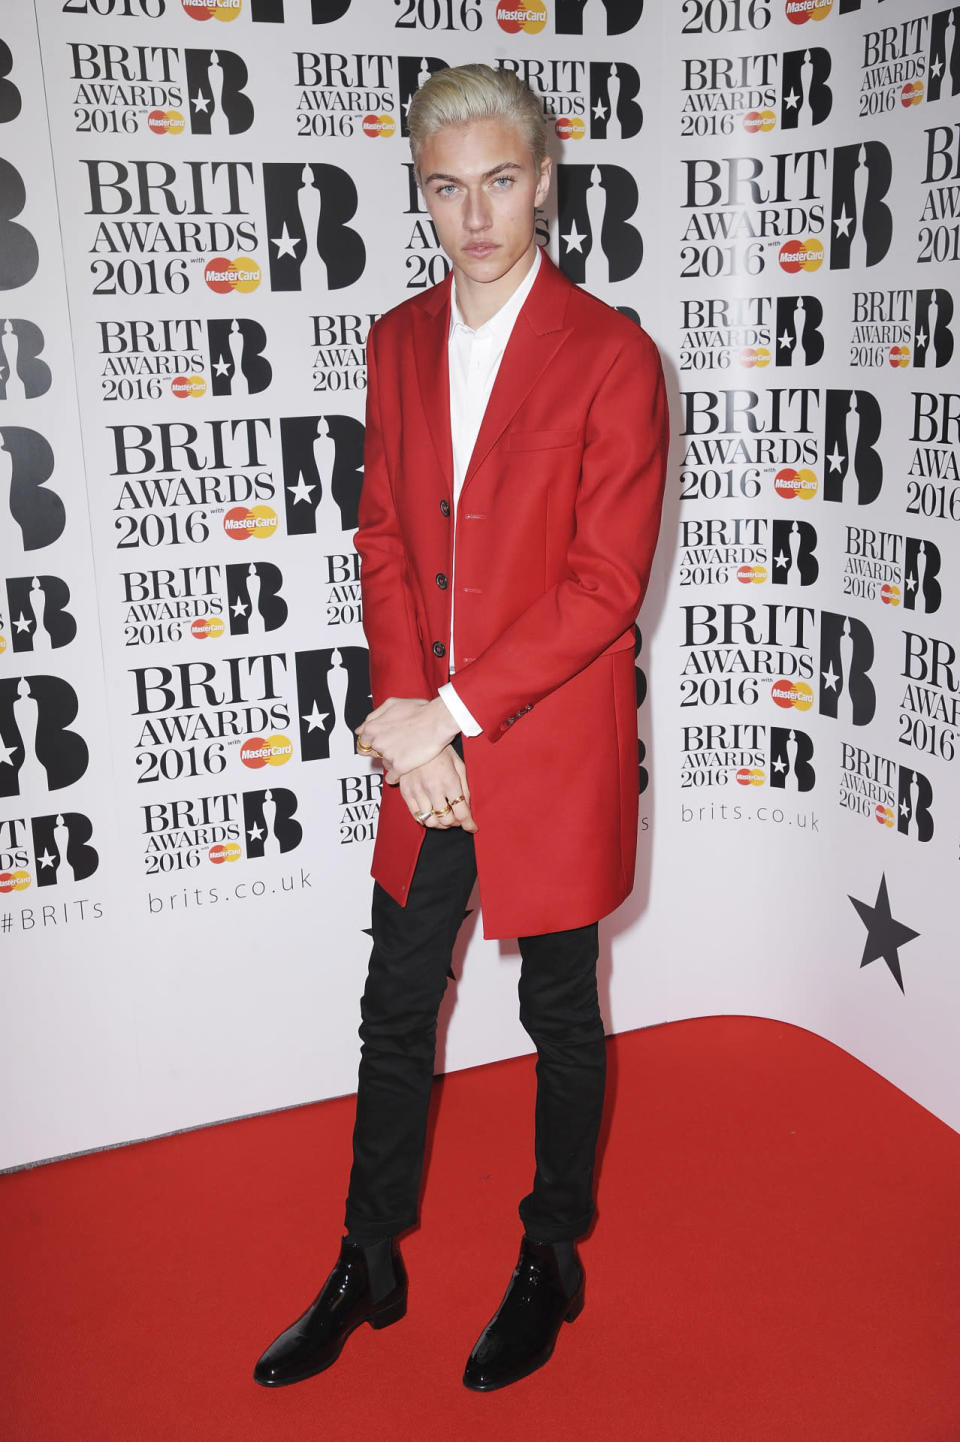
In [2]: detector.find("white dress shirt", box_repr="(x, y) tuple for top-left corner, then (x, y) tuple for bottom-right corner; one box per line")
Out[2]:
(438, 246), (542, 737)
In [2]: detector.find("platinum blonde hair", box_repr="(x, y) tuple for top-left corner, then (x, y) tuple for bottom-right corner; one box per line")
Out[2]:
(408, 63), (546, 180)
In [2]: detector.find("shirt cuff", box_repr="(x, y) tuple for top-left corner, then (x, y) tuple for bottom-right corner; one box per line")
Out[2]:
(438, 681), (483, 737)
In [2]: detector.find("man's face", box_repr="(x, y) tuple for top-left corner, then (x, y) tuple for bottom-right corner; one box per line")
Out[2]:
(418, 117), (550, 289)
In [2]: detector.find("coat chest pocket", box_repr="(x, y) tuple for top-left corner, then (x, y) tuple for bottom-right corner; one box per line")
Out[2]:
(504, 427), (579, 452)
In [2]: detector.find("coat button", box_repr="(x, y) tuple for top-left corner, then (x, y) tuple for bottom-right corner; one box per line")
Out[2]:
(436, 572), (448, 589)
(440, 499), (450, 517)
(432, 641), (446, 658)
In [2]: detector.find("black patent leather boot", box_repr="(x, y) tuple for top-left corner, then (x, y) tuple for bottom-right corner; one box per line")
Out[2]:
(253, 1238), (407, 1387)
(462, 1236), (584, 1392)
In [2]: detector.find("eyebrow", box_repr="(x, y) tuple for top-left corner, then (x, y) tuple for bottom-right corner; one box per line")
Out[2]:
(422, 161), (523, 186)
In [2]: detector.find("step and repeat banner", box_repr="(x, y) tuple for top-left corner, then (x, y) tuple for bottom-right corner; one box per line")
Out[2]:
(1, 0), (956, 1168)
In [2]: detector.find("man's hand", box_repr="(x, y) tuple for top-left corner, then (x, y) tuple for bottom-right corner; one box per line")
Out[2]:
(356, 695), (459, 779)
(399, 746), (477, 832)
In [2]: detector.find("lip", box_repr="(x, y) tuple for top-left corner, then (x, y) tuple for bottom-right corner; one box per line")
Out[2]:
(462, 243), (499, 257)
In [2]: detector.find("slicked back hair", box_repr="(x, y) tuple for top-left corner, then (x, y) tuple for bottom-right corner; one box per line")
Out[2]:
(408, 63), (546, 181)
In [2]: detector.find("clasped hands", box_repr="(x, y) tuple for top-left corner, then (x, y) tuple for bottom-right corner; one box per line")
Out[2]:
(356, 696), (477, 832)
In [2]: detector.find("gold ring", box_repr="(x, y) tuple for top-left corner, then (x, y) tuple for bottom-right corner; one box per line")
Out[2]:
(448, 795), (465, 806)
(432, 804), (452, 817)
(415, 809), (432, 824)
(356, 740), (373, 754)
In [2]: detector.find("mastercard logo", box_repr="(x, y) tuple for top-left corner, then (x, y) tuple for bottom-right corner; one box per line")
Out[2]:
(779, 237), (824, 273)
(0, 869), (31, 894)
(183, 0), (241, 20)
(555, 116), (585, 141)
(361, 113), (396, 139)
(901, 80), (923, 107)
(224, 504), (278, 541)
(736, 767), (765, 787)
(147, 109), (185, 136)
(171, 374), (207, 399)
(241, 734), (293, 769)
(190, 615), (226, 640)
(496, 1), (547, 35)
(774, 466), (818, 500)
(740, 347), (771, 368)
(785, 0), (832, 23)
(209, 841), (242, 863)
(737, 564), (767, 585)
(880, 584), (901, 607)
(772, 679), (814, 710)
(743, 109), (776, 134)
(888, 345), (910, 368)
(204, 257), (261, 294)
(875, 804), (895, 828)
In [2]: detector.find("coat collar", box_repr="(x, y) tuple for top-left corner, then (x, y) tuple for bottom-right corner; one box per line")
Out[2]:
(412, 250), (575, 491)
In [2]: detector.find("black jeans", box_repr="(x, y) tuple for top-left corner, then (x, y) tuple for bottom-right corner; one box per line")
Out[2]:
(344, 823), (606, 1244)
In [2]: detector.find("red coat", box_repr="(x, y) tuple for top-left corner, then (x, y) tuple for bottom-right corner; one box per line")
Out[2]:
(354, 253), (668, 939)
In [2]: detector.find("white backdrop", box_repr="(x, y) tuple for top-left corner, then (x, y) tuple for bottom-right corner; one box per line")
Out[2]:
(1, 0), (957, 1171)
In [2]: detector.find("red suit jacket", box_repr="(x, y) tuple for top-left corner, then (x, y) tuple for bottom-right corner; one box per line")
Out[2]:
(354, 252), (668, 939)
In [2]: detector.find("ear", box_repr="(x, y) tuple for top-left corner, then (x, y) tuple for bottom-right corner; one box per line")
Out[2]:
(535, 155), (552, 208)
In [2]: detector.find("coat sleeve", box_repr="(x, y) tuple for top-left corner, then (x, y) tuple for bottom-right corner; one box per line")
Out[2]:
(450, 328), (669, 739)
(354, 324), (432, 707)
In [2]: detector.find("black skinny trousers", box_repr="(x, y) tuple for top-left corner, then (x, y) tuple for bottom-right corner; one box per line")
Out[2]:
(344, 822), (606, 1244)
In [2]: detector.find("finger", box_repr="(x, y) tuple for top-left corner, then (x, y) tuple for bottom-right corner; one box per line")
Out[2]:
(432, 796), (461, 830)
(409, 794), (435, 827)
(449, 754), (477, 831)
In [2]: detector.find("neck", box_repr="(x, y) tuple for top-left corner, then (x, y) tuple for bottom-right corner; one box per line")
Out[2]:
(452, 243), (538, 330)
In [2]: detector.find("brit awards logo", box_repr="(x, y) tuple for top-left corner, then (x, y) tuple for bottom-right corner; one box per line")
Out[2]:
(224, 561), (286, 635)
(841, 529), (942, 614)
(927, 8), (960, 104)
(0, 427), (65, 553)
(0, 320), (50, 400)
(295, 646), (370, 763)
(829, 142), (892, 269)
(839, 745), (934, 842)
(848, 288), (955, 370)
(780, 47), (832, 127)
(140, 786), (302, 875)
(398, 56), (448, 137)
(0, 676), (89, 798)
(775, 296), (825, 365)
(263, 163), (365, 292)
(3, 576), (76, 654)
(280, 414), (364, 536)
(206, 318), (271, 395)
(0, 812), (99, 894)
(680, 722), (815, 792)
(0, 158), (39, 291)
(556, 165), (643, 285)
(184, 49), (253, 133)
(822, 389), (883, 504)
(818, 611), (876, 725)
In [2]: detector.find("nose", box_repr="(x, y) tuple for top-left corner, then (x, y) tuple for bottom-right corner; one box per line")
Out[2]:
(463, 184), (492, 234)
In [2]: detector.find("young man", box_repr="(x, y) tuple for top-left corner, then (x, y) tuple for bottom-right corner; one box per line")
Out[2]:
(254, 64), (668, 1393)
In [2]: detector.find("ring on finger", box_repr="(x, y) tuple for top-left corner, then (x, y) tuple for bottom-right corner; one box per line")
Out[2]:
(356, 740), (374, 755)
(448, 794), (466, 806)
(432, 804), (452, 817)
(415, 809), (432, 824)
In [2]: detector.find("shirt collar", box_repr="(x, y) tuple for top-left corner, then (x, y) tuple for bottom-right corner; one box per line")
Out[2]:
(449, 245), (542, 343)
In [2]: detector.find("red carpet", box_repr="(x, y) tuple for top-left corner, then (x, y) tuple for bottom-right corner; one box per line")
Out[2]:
(3, 1016), (960, 1442)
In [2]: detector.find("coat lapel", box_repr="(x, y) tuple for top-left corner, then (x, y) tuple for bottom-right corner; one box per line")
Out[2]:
(412, 275), (453, 495)
(463, 254), (574, 490)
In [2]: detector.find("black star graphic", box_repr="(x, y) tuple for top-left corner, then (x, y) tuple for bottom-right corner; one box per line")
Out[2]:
(848, 874), (919, 993)
(362, 911), (473, 980)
